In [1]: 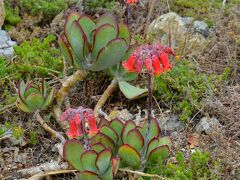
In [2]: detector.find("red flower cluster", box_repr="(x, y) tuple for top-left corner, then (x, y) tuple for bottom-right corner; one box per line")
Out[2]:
(122, 44), (175, 76)
(61, 107), (99, 138)
(124, 0), (139, 4)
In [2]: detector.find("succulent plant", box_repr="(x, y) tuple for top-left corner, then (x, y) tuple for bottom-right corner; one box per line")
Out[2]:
(63, 139), (119, 180)
(16, 79), (54, 113)
(59, 12), (129, 71)
(91, 118), (171, 170)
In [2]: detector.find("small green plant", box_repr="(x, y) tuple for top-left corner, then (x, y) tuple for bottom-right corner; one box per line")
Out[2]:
(19, 0), (76, 23)
(83, 0), (121, 13)
(28, 130), (39, 145)
(154, 60), (214, 121)
(147, 150), (220, 179)
(16, 79), (54, 113)
(4, 2), (22, 28)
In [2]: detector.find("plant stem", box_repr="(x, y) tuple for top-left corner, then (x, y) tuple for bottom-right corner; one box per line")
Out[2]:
(35, 111), (65, 144)
(140, 73), (152, 170)
(53, 70), (87, 130)
(94, 79), (118, 118)
(80, 112), (91, 150)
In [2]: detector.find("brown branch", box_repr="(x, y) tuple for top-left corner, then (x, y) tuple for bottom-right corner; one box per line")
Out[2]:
(118, 168), (165, 179)
(53, 70), (87, 129)
(94, 79), (118, 118)
(35, 111), (65, 144)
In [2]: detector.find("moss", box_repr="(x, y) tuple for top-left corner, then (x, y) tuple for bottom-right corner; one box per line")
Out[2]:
(154, 60), (215, 122)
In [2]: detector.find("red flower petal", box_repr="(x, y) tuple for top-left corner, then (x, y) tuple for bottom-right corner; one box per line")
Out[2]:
(67, 118), (83, 138)
(85, 113), (99, 135)
(145, 58), (152, 74)
(159, 52), (172, 70)
(152, 55), (163, 75)
(122, 54), (137, 72)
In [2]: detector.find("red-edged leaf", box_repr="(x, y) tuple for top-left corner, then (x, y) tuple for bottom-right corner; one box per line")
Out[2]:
(126, 129), (144, 153)
(64, 11), (81, 35)
(121, 120), (136, 143)
(91, 133), (115, 151)
(78, 171), (100, 180)
(148, 145), (170, 164)
(63, 140), (84, 171)
(146, 137), (159, 159)
(58, 34), (74, 66)
(118, 144), (141, 170)
(90, 38), (128, 71)
(91, 24), (117, 60)
(109, 119), (124, 137)
(78, 14), (96, 44)
(118, 23), (130, 45)
(96, 13), (118, 32)
(96, 149), (112, 174)
(81, 150), (98, 173)
(100, 125), (118, 145)
(92, 143), (106, 153)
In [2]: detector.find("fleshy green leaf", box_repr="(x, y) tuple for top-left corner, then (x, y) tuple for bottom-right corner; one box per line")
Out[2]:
(18, 80), (26, 103)
(109, 119), (124, 138)
(119, 81), (148, 100)
(16, 99), (32, 113)
(100, 125), (118, 145)
(96, 149), (112, 174)
(91, 133), (115, 151)
(146, 137), (159, 159)
(81, 150), (98, 173)
(91, 24), (117, 61)
(25, 93), (44, 110)
(63, 140), (84, 171)
(41, 88), (54, 110)
(67, 21), (87, 69)
(119, 144), (141, 170)
(139, 118), (161, 141)
(148, 145), (170, 164)
(78, 171), (100, 180)
(126, 129), (144, 153)
(158, 136), (172, 147)
(121, 120), (136, 145)
(58, 35), (73, 66)
(91, 38), (128, 71)
(101, 166), (113, 180)
(92, 143), (106, 153)
(118, 23), (130, 45)
(78, 15), (96, 44)
(96, 13), (118, 32)
(64, 12), (81, 35)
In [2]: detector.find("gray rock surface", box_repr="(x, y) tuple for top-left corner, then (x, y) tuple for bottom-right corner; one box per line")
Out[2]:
(0, 29), (17, 59)
(196, 117), (222, 134)
(147, 12), (210, 56)
(159, 115), (185, 131)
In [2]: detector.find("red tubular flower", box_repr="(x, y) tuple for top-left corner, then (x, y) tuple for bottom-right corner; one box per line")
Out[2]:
(159, 52), (172, 70)
(124, 0), (139, 4)
(84, 113), (99, 135)
(152, 55), (163, 75)
(61, 107), (98, 138)
(122, 54), (137, 72)
(122, 43), (175, 76)
(67, 114), (82, 138)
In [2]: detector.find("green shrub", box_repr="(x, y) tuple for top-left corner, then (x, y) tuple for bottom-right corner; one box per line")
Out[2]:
(4, 2), (22, 28)
(154, 60), (215, 121)
(83, 0), (121, 14)
(147, 150), (220, 179)
(0, 35), (63, 108)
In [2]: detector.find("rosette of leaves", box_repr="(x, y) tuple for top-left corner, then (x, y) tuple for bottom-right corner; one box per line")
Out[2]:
(59, 11), (128, 71)
(16, 79), (54, 113)
(91, 118), (171, 170)
(63, 139), (119, 180)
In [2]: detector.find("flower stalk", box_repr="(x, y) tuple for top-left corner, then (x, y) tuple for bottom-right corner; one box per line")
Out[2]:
(94, 79), (118, 118)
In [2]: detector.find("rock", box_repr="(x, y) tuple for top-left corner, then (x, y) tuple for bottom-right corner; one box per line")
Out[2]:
(0, 0), (5, 28)
(147, 12), (210, 56)
(193, 20), (209, 38)
(196, 117), (222, 134)
(159, 115), (185, 131)
(0, 30), (17, 59)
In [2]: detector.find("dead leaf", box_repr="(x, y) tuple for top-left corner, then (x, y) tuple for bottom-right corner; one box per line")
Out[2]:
(187, 133), (200, 148)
